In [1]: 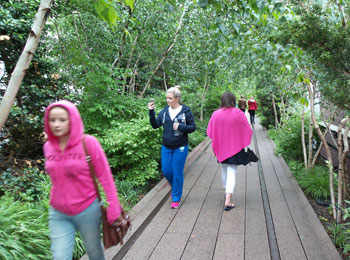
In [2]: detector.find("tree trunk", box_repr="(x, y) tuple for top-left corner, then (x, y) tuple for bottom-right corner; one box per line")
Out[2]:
(162, 63), (167, 91)
(200, 71), (209, 121)
(336, 117), (350, 223)
(307, 80), (336, 219)
(111, 3), (135, 69)
(271, 94), (278, 128)
(140, 3), (189, 97)
(0, 0), (53, 130)
(279, 86), (286, 125)
(54, 19), (66, 58)
(312, 123), (331, 166)
(128, 52), (141, 93)
(301, 101), (308, 168)
(337, 0), (347, 28)
(308, 88), (316, 167)
(77, 11), (90, 54)
(308, 118), (314, 167)
(72, 11), (88, 73)
(312, 141), (323, 166)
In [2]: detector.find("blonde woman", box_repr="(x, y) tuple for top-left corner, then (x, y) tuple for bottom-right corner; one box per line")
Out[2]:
(148, 86), (196, 209)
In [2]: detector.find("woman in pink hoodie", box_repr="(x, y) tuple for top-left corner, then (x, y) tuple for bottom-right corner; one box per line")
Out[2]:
(43, 100), (122, 260)
(207, 92), (253, 211)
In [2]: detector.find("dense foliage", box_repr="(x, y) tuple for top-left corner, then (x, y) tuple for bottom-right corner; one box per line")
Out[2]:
(268, 113), (306, 161)
(2, 0), (350, 258)
(0, 0), (72, 160)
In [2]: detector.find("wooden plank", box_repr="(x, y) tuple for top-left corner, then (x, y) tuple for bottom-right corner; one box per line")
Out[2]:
(245, 156), (271, 260)
(120, 149), (213, 260)
(94, 139), (212, 260)
(183, 151), (213, 189)
(255, 124), (307, 260)
(149, 163), (218, 260)
(260, 127), (342, 260)
(214, 165), (246, 260)
(181, 189), (223, 260)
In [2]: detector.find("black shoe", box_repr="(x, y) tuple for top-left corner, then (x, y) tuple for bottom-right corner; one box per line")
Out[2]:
(224, 204), (236, 211)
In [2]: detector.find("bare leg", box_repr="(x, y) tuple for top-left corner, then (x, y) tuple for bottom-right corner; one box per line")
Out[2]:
(225, 193), (235, 207)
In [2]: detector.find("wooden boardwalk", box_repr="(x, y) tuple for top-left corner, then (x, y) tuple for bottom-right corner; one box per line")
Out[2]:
(82, 119), (341, 260)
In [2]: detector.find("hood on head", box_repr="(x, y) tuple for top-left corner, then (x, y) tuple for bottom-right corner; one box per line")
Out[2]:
(44, 100), (84, 149)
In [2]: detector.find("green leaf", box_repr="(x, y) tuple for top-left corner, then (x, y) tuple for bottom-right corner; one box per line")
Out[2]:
(124, 0), (135, 10)
(219, 24), (228, 35)
(94, 0), (119, 30)
(198, 0), (208, 8)
(249, 0), (259, 13)
(232, 23), (240, 34)
(272, 11), (279, 21)
(297, 73), (304, 83)
(304, 78), (310, 85)
(299, 97), (308, 106)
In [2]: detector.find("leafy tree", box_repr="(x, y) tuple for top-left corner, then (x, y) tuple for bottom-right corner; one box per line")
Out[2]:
(0, 0), (71, 162)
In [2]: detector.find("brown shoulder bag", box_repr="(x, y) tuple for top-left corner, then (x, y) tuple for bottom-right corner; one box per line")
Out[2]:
(82, 136), (131, 249)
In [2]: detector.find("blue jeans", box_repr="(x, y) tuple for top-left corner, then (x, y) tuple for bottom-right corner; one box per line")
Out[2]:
(161, 145), (189, 202)
(49, 199), (105, 260)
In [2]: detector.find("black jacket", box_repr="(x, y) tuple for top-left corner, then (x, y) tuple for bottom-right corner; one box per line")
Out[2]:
(149, 104), (196, 149)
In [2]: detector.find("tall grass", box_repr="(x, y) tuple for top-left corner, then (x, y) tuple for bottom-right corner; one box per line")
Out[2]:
(0, 197), (51, 259)
(295, 165), (331, 200)
(0, 177), (85, 260)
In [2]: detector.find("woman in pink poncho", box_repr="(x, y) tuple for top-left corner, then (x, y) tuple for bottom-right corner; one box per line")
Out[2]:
(207, 92), (253, 211)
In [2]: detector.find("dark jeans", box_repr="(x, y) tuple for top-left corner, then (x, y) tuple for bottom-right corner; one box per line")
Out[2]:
(248, 110), (255, 124)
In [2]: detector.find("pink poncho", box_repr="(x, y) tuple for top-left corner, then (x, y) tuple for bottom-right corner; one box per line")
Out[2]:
(207, 107), (252, 163)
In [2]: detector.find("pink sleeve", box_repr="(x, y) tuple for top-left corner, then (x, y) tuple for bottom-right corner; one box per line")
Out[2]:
(86, 135), (122, 224)
(207, 116), (213, 138)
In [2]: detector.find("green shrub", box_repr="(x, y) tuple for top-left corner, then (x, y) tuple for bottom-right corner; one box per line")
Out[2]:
(100, 117), (162, 186)
(116, 179), (144, 211)
(286, 160), (305, 177)
(287, 160), (331, 200)
(295, 165), (330, 200)
(80, 93), (148, 135)
(0, 165), (48, 202)
(328, 221), (350, 255)
(0, 186), (85, 260)
(268, 114), (308, 161)
(188, 130), (206, 150)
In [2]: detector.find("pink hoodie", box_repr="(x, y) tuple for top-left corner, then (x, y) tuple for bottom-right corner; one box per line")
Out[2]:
(207, 107), (252, 163)
(43, 100), (121, 224)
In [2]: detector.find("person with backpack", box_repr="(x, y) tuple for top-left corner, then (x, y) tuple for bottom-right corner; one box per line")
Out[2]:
(238, 95), (247, 113)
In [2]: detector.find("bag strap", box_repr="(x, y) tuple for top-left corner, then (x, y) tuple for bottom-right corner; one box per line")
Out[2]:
(82, 135), (102, 202)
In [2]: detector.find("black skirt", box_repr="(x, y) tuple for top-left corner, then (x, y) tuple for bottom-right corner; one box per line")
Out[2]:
(221, 149), (248, 165)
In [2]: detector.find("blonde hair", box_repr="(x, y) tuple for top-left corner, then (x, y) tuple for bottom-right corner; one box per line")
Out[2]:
(167, 85), (181, 99)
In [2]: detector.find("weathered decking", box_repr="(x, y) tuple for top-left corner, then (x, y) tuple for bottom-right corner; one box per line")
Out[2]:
(82, 119), (341, 260)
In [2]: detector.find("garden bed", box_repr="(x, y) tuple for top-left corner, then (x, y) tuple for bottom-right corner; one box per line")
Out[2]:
(307, 196), (349, 259)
